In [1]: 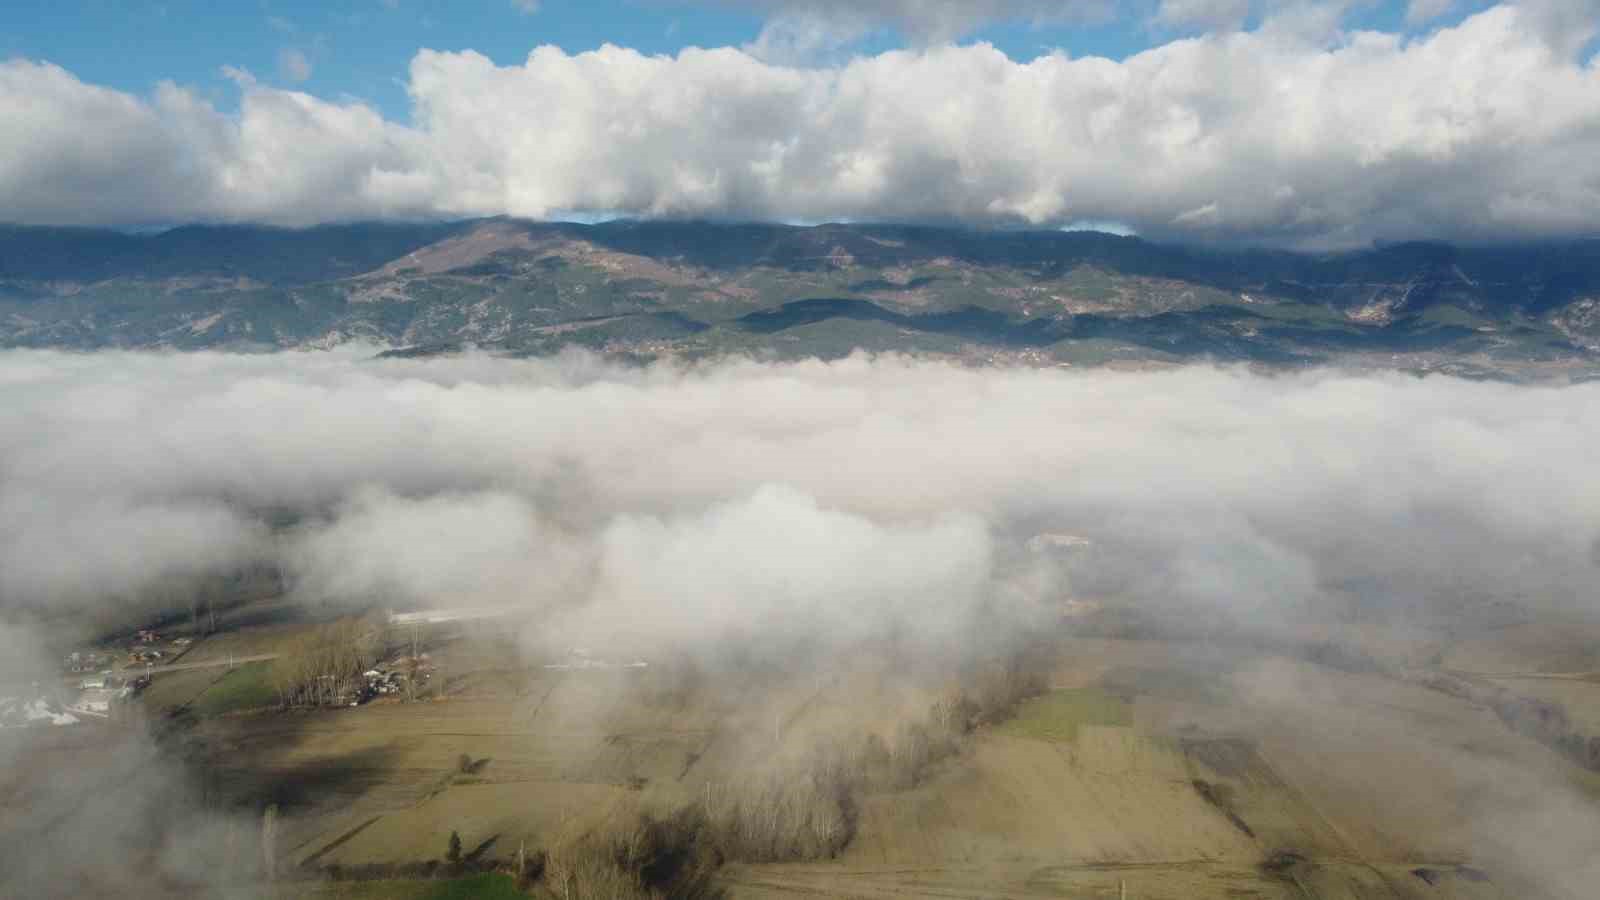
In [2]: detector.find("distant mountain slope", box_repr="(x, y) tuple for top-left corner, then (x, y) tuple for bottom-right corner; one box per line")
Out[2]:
(2, 218), (1598, 372)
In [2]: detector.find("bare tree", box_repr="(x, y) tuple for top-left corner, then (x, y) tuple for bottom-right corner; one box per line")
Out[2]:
(268, 617), (382, 708)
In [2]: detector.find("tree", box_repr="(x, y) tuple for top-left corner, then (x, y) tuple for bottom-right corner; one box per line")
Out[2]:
(267, 617), (381, 708)
(447, 830), (462, 864)
(261, 804), (279, 880)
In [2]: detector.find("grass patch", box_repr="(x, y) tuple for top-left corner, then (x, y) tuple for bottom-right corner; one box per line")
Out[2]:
(295, 873), (524, 900)
(191, 661), (278, 716)
(1100, 666), (1229, 707)
(422, 874), (525, 900)
(995, 687), (1131, 743)
(138, 667), (224, 714)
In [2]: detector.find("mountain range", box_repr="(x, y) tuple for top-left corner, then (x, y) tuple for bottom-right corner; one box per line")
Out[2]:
(3, 218), (1599, 374)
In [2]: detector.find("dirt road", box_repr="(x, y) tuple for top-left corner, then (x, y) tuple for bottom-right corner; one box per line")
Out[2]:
(132, 653), (280, 675)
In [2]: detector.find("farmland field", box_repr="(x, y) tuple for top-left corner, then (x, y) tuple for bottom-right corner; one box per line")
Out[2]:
(191, 661), (279, 716)
(289, 873), (525, 900)
(995, 686), (1131, 742)
(31, 607), (1600, 900)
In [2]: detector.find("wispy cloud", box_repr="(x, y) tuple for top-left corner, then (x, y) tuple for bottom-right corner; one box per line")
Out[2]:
(277, 47), (313, 82)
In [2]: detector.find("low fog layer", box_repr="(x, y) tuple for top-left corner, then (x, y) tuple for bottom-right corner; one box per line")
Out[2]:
(3, 348), (1598, 648)
(7, 349), (1600, 900)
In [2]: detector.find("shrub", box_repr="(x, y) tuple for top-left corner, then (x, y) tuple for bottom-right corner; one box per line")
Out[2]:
(708, 743), (857, 863)
(543, 809), (717, 900)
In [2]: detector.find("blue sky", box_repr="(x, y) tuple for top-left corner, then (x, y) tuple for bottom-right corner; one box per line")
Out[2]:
(1, 0), (1486, 121)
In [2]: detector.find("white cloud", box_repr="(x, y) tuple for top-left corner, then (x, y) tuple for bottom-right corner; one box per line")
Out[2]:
(405, 6), (1600, 246)
(0, 350), (1007, 648)
(289, 488), (590, 608)
(278, 47), (313, 82)
(0, 60), (437, 226)
(1, 2), (1598, 244)
(1153, 0), (1254, 30)
(1515, 0), (1600, 58)
(512, 0), (541, 13)
(5, 347), (1600, 897)
(587, 485), (991, 646)
(12, 348), (1600, 900)
(747, 0), (1108, 42)
(4, 347), (1600, 658)
(729, 0), (1113, 58)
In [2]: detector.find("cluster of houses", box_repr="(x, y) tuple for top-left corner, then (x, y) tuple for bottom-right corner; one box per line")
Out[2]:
(68, 678), (148, 718)
(125, 633), (191, 666)
(63, 650), (111, 673)
(59, 630), (198, 673)
(362, 668), (408, 697)
(74, 670), (150, 698)
(349, 655), (435, 703)
(59, 632), (174, 718)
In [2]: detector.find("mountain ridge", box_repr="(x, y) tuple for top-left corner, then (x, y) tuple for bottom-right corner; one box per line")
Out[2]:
(3, 218), (1598, 373)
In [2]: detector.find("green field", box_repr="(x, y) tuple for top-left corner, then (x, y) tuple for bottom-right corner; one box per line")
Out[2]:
(295, 873), (524, 900)
(995, 687), (1131, 742)
(191, 661), (278, 716)
(138, 667), (226, 713)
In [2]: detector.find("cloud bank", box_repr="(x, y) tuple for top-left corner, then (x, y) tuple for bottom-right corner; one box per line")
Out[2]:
(3, 348), (1599, 655)
(4, 345), (1599, 897)
(0, 1), (1598, 246)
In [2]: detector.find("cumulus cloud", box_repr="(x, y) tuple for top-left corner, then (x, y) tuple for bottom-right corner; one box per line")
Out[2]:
(418, 6), (1600, 246)
(0, 60), (437, 227)
(1, 3), (1598, 244)
(1515, 0), (1600, 58)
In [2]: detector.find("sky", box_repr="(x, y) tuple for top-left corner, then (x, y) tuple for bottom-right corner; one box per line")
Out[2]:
(2, 0), (1598, 246)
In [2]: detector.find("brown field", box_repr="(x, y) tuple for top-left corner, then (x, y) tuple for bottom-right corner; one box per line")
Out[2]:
(1436, 619), (1600, 676)
(19, 603), (1600, 900)
(721, 640), (1600, 900)
(183, 646), (755, 867)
